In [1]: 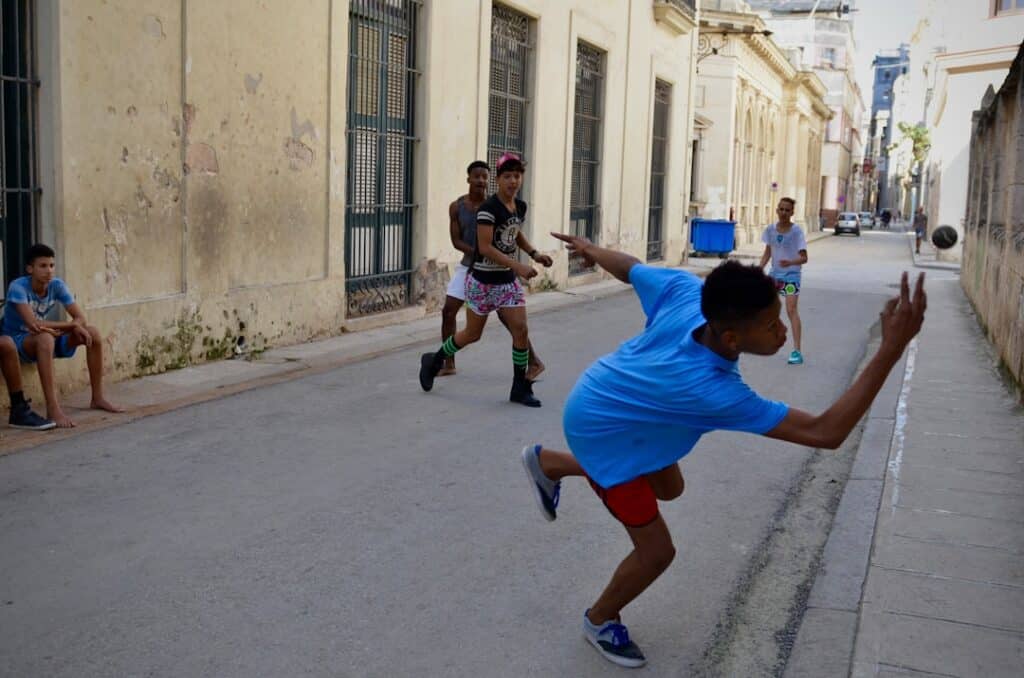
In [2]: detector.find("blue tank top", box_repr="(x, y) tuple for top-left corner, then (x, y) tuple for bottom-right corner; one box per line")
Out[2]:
(457, 197), (479, 267)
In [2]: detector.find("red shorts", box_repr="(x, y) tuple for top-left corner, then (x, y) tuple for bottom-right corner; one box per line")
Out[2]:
(587, 475), (659, 528)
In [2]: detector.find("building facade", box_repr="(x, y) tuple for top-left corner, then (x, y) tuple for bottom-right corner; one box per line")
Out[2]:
(695, 1), (830, 243)
(0, 0), (699, 396)
(748, 0), (865, 228)
(909, 0), (1024, 261)
(962, 42), (1024, 388)
(868, 44), (910, 213)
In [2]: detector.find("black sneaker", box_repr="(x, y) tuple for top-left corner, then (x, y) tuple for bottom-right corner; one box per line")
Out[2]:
(419, 352), (441, 392)
(510, 375), (541, 407)
(9, 401), (56, 431)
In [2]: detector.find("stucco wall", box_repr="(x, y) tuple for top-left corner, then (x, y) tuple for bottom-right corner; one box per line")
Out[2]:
(31, 0), (698, 399)
(961, 48), (1024, 389)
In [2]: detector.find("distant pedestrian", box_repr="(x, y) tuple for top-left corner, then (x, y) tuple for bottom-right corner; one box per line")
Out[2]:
(437, 160), (544, 379)
(759, 197), (807, 365)
(913, 207), (928, 254)
(419, 153), (552, 407)
(880, 209), (891, 229)
(520, 232), (927, 668)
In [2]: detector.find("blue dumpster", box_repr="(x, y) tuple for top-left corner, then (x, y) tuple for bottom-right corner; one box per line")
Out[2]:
(690, 218), (736, 257)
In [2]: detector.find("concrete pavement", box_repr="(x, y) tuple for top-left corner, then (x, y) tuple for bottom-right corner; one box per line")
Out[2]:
(4, 227), (1019, 675)
(786, 274), (1024, 676)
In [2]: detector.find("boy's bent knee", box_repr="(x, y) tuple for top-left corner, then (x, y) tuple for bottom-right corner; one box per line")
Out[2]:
(639, 542), (676, 572)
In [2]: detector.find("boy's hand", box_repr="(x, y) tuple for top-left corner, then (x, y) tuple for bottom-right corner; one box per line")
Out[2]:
(28, 322), (59, 337)
(533, 253), (553, 267)
(71, 324), (93, 347)
(879, 272), (926, 359)
(514, 262), (538, 280)
(552, 232), (596, 267)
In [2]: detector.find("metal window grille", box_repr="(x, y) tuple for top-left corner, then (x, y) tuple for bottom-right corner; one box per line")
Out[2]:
(487, 4), (530, 196)
(1, 0), (39, 287)
(569, 42), (603, 275)
(647, 80), (671, 262)
(345, 0), (419, 318)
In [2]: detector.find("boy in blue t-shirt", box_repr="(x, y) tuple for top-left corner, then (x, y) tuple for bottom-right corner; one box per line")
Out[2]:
(759, 197), (808, 365)
(520, 232), (926, 668)
(2, 244), (124, 428)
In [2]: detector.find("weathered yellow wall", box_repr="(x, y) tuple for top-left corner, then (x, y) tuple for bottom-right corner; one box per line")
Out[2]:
(31, 0), (698, 400)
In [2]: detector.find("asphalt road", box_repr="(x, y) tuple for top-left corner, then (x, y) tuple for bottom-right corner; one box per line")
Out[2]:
(0, 230), (949, 677)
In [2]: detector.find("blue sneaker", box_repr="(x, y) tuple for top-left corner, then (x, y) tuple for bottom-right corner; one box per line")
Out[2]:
(583, 610), (647, 668)
(8, 400), (56, 431)
(788, 350), (804, 365)
(521, 444), (560, 521)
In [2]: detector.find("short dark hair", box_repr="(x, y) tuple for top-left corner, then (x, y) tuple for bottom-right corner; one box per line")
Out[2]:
(779, 197), (796, 207)
(26, 243), (56, 265)
(467, 160), (489, 174)
(496, 157), (525, 176)
(701, 260), (777, 328)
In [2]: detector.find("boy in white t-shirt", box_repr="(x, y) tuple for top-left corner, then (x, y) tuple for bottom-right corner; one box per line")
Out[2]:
(759, 197), (808, 364)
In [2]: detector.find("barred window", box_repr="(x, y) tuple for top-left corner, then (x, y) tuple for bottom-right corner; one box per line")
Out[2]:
(1, 0), (39, 286)
(569, 42), (604, 274)
(345, 0), (420, 317)
(647, 80), (671, 262)
(487, 4), (532, 196)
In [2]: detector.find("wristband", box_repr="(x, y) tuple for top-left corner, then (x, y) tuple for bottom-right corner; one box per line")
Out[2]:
(528, 249), (538, 259)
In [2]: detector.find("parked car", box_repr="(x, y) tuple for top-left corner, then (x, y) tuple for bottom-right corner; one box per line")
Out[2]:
(858, 211), (875, 229)
(834, 212), (861, 236)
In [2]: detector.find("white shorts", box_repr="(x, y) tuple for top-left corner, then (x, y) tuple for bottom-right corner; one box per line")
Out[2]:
(446, 263), (470, 301)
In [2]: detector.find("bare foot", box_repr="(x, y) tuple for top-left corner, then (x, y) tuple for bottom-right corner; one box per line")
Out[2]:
(526, 361), (546, 382)
(90, 398), (126, 413)
(49, 410), (76, 428)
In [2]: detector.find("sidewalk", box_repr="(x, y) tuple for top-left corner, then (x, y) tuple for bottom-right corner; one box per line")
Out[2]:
(786, 277), (1024, 677)
(0, 272), (674, 455)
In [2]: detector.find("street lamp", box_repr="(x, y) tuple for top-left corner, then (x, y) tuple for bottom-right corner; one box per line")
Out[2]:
(696, 28), (774, 64)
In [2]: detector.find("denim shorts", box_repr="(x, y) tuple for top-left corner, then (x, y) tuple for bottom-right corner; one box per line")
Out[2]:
(772, 272), (801, 297)
(10, 332), (78, 364)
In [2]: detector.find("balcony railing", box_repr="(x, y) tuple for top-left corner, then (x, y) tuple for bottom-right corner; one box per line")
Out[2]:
(653, 0), (696, 36)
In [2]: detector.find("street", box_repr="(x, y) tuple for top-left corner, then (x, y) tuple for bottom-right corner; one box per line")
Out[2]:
(0, 231), (958, 677)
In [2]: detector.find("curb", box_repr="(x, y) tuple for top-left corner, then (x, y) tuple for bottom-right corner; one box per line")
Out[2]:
(783, 345), (912, 677)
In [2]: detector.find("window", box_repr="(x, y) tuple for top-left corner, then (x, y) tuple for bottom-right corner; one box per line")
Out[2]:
(344, 0), (420, 317)
(995, 0), (1024, 15)
(647, 80), (671, 262)
(1, 0), (39, 287)
(821, 47), (836, 68)
(569, 42), (604, 275)
(488, 4), (532, 196)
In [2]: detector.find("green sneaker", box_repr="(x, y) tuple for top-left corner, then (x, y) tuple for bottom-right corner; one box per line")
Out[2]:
(788, 350), (804, 365)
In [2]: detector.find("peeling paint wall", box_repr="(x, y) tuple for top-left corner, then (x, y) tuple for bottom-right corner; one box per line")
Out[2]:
(35, 0), (699, 398)
(39, 0), (346, 396)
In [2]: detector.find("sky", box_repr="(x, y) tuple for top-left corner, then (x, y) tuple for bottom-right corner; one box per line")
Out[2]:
(850, 0), (923, 109)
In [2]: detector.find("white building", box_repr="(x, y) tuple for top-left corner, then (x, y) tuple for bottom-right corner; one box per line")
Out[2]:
(908, 0), (1024, 261)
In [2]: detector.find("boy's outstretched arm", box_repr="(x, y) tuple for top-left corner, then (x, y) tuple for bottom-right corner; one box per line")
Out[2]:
(552, 232), (640, 283)
(766, 272), (926, 450)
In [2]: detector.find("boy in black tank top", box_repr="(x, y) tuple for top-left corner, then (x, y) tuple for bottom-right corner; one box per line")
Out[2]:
(419, 154), (552, 407)
(438, 161), (544, 379)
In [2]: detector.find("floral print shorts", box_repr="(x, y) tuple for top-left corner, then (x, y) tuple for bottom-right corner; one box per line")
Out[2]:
(465, 275), (526, 315)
